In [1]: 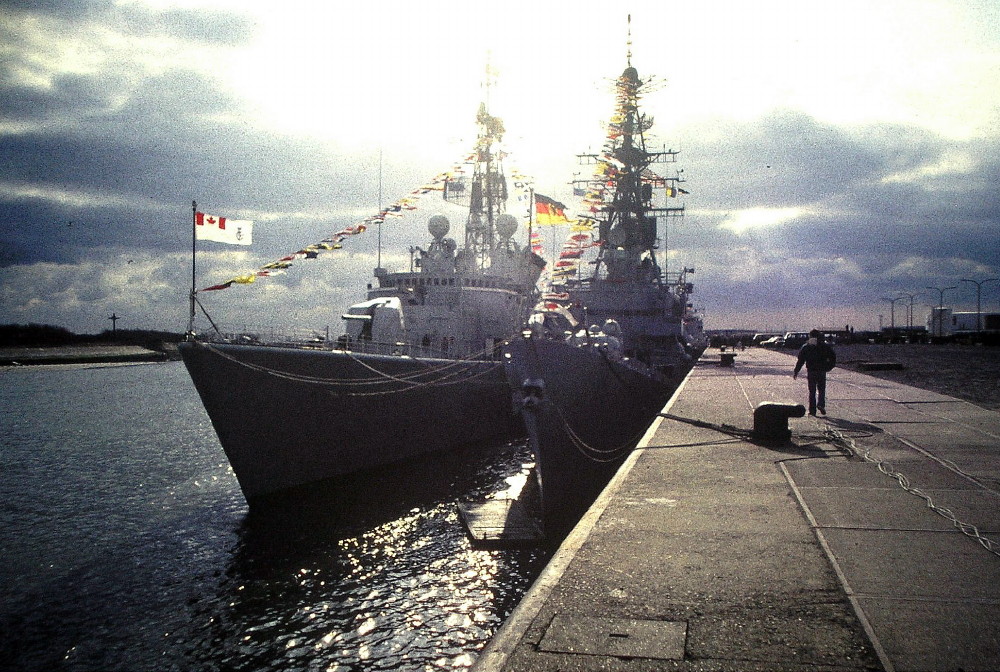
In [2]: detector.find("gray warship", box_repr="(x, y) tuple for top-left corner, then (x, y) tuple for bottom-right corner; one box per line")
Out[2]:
(180, 101), (544, 500)
(504, 57), (706, 537)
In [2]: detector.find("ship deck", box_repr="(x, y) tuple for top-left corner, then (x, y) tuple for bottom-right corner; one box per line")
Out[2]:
(474, 346), (1000, 671)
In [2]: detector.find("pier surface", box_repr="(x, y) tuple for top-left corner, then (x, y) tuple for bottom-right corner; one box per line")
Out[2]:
(475, 347), (1000, 671)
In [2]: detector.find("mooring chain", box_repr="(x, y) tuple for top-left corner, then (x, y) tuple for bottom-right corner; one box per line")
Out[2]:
(551, 400), (649, 463)
(520, 338), (655, 463)
(658, 412), (753, 440)
(648, 410), (1000, 556)
(823, 426), (1000, 558)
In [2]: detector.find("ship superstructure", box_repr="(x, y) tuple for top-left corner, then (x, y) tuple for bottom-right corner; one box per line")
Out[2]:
(553, 61), (703, 366)
(343, 102), (544, 360)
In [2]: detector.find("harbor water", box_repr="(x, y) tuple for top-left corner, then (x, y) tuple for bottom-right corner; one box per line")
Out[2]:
(0, 361), (549, 671)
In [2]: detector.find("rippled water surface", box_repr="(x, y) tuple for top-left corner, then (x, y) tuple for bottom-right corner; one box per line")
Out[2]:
(0, 362), (549, 671)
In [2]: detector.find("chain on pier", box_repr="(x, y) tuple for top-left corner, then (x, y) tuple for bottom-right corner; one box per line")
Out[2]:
(823, 426), (1000, 558)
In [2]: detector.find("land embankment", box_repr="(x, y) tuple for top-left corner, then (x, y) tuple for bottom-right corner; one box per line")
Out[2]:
(0, 344), (179, 366)
(0, 324), (183, 365)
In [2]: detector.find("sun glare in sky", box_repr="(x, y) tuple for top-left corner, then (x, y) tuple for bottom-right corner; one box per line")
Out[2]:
(4, 0), (999, 332)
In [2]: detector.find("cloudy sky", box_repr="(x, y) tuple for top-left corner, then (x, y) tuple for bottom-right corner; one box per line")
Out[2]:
(2, 0), (998, 335)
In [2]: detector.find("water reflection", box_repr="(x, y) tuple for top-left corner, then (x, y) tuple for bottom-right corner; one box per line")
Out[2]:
(184, 442), (550, 672)
(0, 363), (549, 672)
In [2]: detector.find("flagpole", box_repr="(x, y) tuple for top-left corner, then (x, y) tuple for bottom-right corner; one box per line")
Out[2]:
(377, 146), (383, 271)
(189, 200), (197, 336)
(528, 188), (534, 257)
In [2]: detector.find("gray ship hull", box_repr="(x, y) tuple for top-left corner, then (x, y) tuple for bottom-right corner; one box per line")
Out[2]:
(180, 341), (521, 499)
(504, 337), (687, 537)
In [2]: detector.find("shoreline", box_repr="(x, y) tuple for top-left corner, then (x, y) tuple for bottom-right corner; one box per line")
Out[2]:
(0, 344), (180, 366)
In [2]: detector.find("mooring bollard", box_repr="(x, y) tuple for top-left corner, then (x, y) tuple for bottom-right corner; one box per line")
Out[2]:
(752, 402), (806, 443)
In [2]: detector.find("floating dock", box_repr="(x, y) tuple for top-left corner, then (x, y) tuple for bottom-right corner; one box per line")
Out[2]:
(474, 347), (1000, 671)
(458, 499), (544, 546)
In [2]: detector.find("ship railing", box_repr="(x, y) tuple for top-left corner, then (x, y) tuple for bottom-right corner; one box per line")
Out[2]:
(194, 325), (334, 348)
(192, 326), (501, 361)
(554, 269), (691, 290)
(334, 337), (505, 361)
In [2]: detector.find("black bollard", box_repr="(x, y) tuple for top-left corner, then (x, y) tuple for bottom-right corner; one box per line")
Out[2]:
(752, 402), (806, 443)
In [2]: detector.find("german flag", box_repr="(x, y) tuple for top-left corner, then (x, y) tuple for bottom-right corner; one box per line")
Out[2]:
(535, 194), (574, 225)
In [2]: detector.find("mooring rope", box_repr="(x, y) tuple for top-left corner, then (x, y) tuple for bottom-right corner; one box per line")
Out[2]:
(197, 341), (503, 395)
(518, 336), (671, 462)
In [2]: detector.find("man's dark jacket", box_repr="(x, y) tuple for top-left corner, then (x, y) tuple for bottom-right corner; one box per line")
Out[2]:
(794, 341), (836, 375)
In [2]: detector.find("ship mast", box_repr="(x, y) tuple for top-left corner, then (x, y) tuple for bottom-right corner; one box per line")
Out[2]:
(462, 63), (508, 270)
(576, 22), (685, 285)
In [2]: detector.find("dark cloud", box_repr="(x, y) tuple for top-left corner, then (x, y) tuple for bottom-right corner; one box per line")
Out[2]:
(0, 72), (119, 122)
(0, 63), (386, 267)
(679, 111), (999, 265)
(0, 0), (109, 18)
(0, 0), (255, 45)
(659, 111), (1000, 327)
(0, 196), (188, 266)
(127, 7), (256, 44)
(682, 110), (947, 210)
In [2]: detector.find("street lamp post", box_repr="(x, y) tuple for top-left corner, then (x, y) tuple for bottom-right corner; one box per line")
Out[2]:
(881, 296), (906, 340)
(897, 292), (920, 338)
(961, 278), (999, 334)
(925, 285), (957, 339)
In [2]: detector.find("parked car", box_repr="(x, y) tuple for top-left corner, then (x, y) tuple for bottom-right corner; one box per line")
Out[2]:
(752, 333), (781, 345)
(783, 332), (811, 349)
(760, 336), (785, 348)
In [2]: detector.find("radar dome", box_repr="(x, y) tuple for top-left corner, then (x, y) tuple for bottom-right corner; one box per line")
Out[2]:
(496, 214), (518, 239)
(427, 214), (450, 239)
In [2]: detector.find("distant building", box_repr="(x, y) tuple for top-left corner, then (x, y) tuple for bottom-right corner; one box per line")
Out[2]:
(927, 308), (1000, 338)
(879, 325), (928, 343)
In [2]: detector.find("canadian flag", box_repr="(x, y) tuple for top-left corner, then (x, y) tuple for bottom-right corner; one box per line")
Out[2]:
(195, 211), (253, 245)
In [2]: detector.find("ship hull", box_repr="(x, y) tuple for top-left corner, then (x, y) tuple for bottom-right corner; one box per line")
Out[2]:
(180, 341), (521, 499)
(504, 337), (688, 537)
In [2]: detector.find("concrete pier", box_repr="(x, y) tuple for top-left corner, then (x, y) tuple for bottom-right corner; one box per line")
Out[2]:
(474, 347), (1000, 671)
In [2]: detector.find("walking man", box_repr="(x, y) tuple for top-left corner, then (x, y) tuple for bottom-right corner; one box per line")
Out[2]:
(792, 329), (837, 416)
